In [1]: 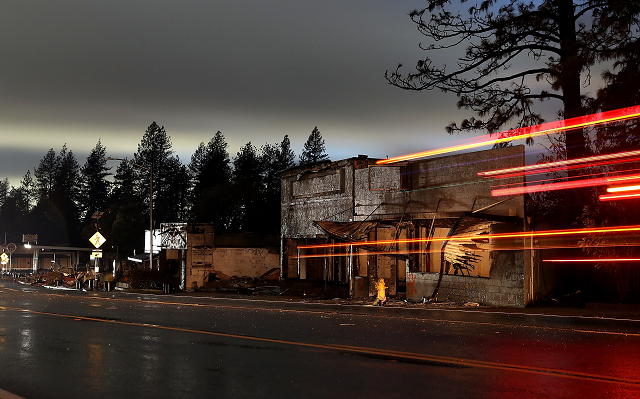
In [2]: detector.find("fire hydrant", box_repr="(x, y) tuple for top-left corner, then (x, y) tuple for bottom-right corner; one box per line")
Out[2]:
(373, 278), (387, 306)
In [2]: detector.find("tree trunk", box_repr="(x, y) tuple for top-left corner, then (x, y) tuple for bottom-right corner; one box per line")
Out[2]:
(557, 0), (587, 162)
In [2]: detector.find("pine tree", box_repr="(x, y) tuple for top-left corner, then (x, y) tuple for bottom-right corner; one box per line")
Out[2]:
(109, 159), (145, 260)
(133, 122), (175, 224)
(189, 131), (232, 196)
(0, 178), (9, 209)
(260, 135), (296, 234)
(189, 131), (234, 226)
(276, 135), (296, 171)
(80, 140), (111, 223)
(232, 142), (264, 232)
(19, 170), (36, 212)
(300, 127), (328, 165)
(34, 148), (59, 200)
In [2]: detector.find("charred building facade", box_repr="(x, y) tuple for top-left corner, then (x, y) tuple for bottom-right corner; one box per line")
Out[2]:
(280, 146), (537, 307)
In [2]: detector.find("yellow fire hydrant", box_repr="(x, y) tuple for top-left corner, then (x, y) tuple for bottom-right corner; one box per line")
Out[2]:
(373, 278), (387, 306)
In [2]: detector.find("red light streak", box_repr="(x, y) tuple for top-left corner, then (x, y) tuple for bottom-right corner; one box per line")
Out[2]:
(491, 177), (611, 196)
(377, 105), (640, 165)
(600, 192), (640, 201)
(544, 259), (640, 262)
(488, 167), (621, 190)
(297, 224), (640, 250)
(491, 173), (640, 196)
(478, 150), (640, 178)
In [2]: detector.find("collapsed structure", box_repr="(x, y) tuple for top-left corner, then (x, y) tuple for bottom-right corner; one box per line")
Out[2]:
(280, 146), (536, 307)
(150, 223), (279, 290)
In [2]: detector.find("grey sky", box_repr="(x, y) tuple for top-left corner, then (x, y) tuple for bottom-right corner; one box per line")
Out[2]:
(0, 0), (565, 187)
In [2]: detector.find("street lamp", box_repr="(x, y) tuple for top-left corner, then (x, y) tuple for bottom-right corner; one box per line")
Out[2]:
(105, 157), (154, 270)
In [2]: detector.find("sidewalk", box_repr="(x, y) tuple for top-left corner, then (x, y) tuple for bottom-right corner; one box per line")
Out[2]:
(147, 288), (640, 322)
(5, 276), (640, 321)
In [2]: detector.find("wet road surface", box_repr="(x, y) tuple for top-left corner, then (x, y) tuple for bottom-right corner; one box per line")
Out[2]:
(1, 279), (639, 398)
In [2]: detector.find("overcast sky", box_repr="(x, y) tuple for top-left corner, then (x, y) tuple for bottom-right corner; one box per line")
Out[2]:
(0, 0), (559, 187)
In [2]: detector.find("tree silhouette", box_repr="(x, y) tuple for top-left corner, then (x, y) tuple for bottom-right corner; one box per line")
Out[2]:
(260, 135), (296, 234)
(133, 122), (175, 225)
(34, 148), (58, 200)
(19, 170), (36, 212)
(190, 131), (232, 194)
(386, 0), (640, 160)
(189, 131), (234, 229)
(80, 140), (111, 224)
(109, 159), (145, 261)
(300, 127), (328, 165)
(232, 142), (263, 232)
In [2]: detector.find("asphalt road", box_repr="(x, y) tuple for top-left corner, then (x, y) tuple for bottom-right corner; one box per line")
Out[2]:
(1, 279), (639, 399)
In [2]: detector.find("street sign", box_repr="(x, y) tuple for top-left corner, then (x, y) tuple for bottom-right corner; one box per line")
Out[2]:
(91, 250), (103, 258)
(7, 243), (16, 253)
(22, 234), (37, 243)
(90, 232), (106, 248)
(1, 253), (8, 264)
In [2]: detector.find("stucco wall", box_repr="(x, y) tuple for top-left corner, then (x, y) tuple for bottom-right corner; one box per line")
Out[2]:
(212, 247), (279, 278)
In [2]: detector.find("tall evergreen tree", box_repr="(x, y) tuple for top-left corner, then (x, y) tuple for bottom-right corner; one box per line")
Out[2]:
(19, 170), (36, 212)
(109, 159), (145, 260)
(189, 132), (236, 229)
(232, 142), (264, 232)
(260, 135), (296, 234)
(190, 131), (232, 194)
(0, 178), (9, 209)
(80, 140), (111, 223)
(133, 122), (175, 225)
(162, 156), (190, 222)
(30, 145), (82, 245)
(300, 127), (328, 165)
(0, 187), (30, 244)
(276, 134), (296, 171)
(34, 148), (58, 200)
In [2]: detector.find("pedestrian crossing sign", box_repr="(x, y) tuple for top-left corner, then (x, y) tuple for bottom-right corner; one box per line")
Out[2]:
(90, 232), (106, 248)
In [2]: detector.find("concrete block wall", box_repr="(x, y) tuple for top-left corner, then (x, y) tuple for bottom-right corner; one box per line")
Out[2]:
(407, 251), (526, 307)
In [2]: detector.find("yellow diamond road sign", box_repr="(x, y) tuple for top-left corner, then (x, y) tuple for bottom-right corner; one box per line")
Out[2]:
(90, 232), (106, 248)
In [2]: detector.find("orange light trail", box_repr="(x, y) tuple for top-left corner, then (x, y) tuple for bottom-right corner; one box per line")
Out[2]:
(478, 151), (640, 178)
(377, 105), (640, 165)
(607, 174), (640, 183)
(295, 242), (640, 258)
(607, 185), (640, 193)
(297, 224), (640, 250)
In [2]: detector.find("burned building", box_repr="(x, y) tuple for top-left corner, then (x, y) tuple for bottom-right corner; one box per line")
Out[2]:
(281, 146), (537, 307)
(155, 223), (280, 291)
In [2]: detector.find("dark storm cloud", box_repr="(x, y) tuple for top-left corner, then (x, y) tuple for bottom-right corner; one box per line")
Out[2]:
(0, 0), (466, 182)
(2, 1), (424, 110)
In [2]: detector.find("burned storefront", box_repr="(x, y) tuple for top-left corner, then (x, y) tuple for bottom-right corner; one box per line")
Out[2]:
(153, 223), (280, 291)
(281, 146), (536, 307)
